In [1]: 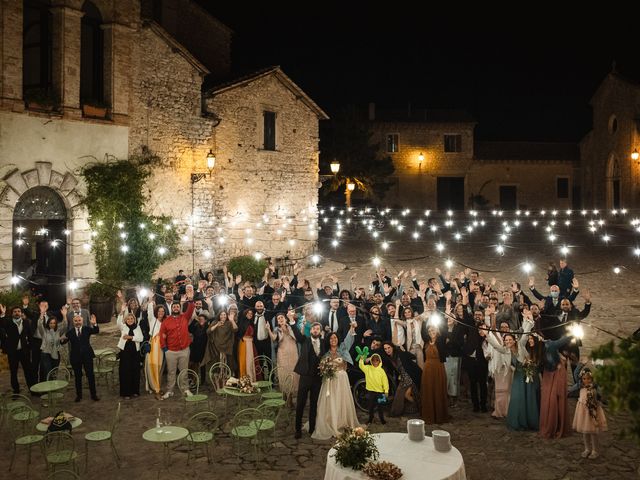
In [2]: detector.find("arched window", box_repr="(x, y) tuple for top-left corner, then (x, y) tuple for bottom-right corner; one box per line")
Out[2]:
(23, 0), (52, 95)
(80, 1), (104, 104)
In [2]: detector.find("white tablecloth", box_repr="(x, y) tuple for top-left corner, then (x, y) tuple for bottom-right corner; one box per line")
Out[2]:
(324, 432), (466, 480)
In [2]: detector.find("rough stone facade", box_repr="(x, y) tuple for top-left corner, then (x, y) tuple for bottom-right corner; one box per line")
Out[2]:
(368, 107), (576, 210)
(0, 0), (325, 291)
(579, 71), (640, 209)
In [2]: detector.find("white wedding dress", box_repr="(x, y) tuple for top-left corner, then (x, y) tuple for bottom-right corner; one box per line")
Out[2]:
(312, 355), (360, 440)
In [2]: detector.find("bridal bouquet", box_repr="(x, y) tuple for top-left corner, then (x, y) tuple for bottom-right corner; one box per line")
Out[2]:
(332, 427), (379, 470)
(318, 355), (337, 379)
(237, 375), (258, 394)
(522, 360), (538, 384)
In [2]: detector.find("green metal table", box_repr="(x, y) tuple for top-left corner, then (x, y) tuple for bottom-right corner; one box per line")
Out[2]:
(143, 425), (189, 466)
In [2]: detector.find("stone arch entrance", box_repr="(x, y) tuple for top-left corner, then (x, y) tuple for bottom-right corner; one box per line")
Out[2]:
(606, 153), (621, 209)
(13, 186), (68, 307)
(1, 162), (90, 307)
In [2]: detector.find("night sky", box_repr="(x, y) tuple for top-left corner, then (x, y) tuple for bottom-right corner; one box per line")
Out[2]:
(198, 3), (639, 142)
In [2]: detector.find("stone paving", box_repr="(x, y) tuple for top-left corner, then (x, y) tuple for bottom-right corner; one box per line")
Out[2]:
(2, 221), (640, 479)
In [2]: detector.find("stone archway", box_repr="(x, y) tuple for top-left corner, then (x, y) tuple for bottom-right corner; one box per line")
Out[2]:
(13, 186), (68, 306)
(605, 153), (621, 209)
(0, 162), (93, 299)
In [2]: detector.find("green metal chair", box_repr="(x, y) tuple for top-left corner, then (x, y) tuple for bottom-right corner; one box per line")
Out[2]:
(44, 367), (72, 413)
(44, 431), (79, 475)
(11, 404), (40, 435)
(178, 368), (209, 411)
(186, 411), (219, 464)
(261, 373), (293, 428)
(208, 362), (232, 414)
(94, 352), (117, 389)
(8, 405), (44, 477)
(261, 367), (285, 401)
(84, 401), (121, 472)
(47, 469), (80, 479)
(254, 402), (278, 445)
(254, 355), (273, 390)
(230, 408), (262, 463)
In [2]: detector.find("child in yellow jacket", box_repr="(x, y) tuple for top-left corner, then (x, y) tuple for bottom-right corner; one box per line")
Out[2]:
(359, 353), (389, 424)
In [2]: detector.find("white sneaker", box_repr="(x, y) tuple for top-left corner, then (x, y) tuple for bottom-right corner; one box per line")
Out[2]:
(162, 391), (174, 400)
(185, 390), (193, 397)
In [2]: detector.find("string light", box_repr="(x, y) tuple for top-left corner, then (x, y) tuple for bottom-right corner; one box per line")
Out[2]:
(158, 247), (167, 255)
(428, 312), (442, 327)
(496, 245), (505, 254)
(63, 229), (71, 235)
(16, 226), (25, 234)
(569, 323), (585, 339)
(313, 302), (324, 314)
(253, 252), (262, 260)
(139, 223), (146, 229)
(372, 256), (381, 267)
(412, 232), (420, 239)
(445, 259), (454, 269)
(634, 248), (640, 257)
(522, 262), (533, 273)
(16, 239), (24, 246)
(11, 276), (20, 285)
(68, 280), (78, 290)
(120, 245), (129, 253)
(560, 245), (570, 255)
(204, 250), (212, 258)
(97, 220), (104, 226)
(83, 243), (91, 252)
(311, 254), (320, 265)
(381, 241), (389, 250)
(331, 239), (339, 247)
(435, 242), (445, 252)
(613, 266), (621, 274)
(602, 234), (610, 243)
(139, 287), (148, 298)
(120, 232), (127, 239)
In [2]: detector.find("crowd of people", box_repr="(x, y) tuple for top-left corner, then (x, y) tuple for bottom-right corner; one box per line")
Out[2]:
(0, 257), (608, 457)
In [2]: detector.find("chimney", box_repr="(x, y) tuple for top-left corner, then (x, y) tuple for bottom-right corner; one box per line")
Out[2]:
(368, 102), (376, 121)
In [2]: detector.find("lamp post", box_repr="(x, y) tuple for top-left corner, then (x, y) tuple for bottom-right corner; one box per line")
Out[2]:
(418, 152), (424, 173)
(190, 150), (216, 277)
(345, 181), (355, 208)
(632, 149), (639, 162)
(330, 160), (340, 175)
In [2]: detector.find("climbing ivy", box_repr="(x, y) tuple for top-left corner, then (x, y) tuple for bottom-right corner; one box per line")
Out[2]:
(80, 154), (180, 287)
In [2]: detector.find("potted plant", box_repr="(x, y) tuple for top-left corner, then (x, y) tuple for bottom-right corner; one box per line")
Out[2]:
(86, 282), (118, 324)
(24, 87), (59, 112)
(82, 100), (109, 119)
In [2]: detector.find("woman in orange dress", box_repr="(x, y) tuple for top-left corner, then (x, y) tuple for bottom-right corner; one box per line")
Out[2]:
(421, 325), (449, 424)
(237, 309), (262, 381)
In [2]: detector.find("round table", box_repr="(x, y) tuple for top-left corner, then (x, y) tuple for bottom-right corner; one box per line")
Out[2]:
(324, 432), (466, 480)
(221, 387), (260, 408)
(143, 426), (189, 466)
(31, 380), (69, 413)
(36, 415), (83, 432)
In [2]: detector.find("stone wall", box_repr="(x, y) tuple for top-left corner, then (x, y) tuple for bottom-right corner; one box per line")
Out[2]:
(579, 74), (640, 208)
(202, 73), (321, 271)
(370, 121), (475, 208)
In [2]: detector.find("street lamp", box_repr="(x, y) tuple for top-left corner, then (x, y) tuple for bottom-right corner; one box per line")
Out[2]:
(330, 160), (340, 174)
(206, 149), (216, 174)
(345, 181), (356, 208)
(632, 149), (639, 162)
(418, 152), (424, 172)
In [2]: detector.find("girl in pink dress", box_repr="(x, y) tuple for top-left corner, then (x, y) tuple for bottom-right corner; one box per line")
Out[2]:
(573, 369), (607, 459)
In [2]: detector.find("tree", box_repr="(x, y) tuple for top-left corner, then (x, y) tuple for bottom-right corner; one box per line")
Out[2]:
(80, 154), (180, 287)
(319, 105), (395, 203)
(592, 334), (640, 443)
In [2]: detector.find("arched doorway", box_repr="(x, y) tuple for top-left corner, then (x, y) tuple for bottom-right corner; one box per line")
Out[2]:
(606, 154), (621, 209)
(12, 186), (67, 307)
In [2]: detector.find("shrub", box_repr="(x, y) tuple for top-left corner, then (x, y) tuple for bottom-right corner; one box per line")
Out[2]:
(227, 256), (268, 283)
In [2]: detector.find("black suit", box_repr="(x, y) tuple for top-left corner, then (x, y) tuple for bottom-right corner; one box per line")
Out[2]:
(63, 324), (99, 399)
(321, 308), (349, 341)
(292, 323), (325, 434)
(0, 316), (35, 393)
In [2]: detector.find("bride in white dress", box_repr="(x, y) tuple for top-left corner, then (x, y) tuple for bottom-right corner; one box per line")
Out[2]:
(312, 323), (360, 440)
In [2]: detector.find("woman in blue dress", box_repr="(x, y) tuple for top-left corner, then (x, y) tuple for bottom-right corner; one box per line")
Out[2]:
(487, 313), (540, 430)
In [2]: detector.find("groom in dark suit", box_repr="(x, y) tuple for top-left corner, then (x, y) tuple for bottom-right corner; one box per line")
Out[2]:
(61, 313), (100, 402)
(291, 320), (325, 439)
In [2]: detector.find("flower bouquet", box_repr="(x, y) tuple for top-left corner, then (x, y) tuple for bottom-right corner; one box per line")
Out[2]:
(362, 461), (403, 480)
(332, 427), (379, 470)
(522, 359), (538, 384)
(237, 375), (258, 394)
(318, 355), (337, 379)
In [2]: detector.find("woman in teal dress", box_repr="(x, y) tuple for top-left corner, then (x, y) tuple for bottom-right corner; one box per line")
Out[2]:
(487, 315), (540, 430)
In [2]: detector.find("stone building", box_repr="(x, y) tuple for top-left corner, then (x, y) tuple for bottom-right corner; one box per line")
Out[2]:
(0, 0), (326, 305)
(579, 69), (640, 209)
(367, 104), (577, 210)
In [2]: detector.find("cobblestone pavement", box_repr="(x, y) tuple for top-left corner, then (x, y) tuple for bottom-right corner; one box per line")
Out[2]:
(2, 223), (640, 479)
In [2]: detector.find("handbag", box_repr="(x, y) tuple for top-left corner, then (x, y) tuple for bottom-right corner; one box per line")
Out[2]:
(47, 411), (72, 433)
(141, 341), (151, 355)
